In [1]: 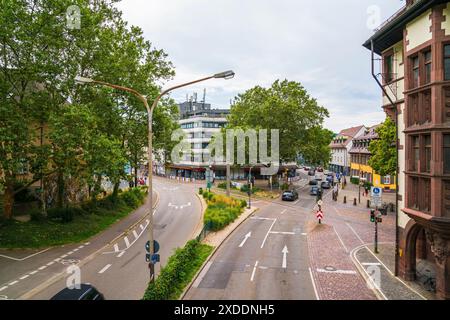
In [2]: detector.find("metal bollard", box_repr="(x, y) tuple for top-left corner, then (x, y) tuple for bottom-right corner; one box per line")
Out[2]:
(353, 198), (357, 206)
(367, 199), (370, 208)
(344, 196), (346, 204)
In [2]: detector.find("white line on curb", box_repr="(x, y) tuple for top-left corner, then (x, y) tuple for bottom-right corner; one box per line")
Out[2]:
(308, 268), (320, 300)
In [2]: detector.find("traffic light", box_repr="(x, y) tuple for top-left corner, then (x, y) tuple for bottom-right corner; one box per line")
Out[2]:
(370, 209), (375, 223)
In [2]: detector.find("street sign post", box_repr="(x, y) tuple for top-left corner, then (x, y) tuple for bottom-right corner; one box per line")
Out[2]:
(145, 240), (160, 263)
(145, 240), (160, 254)
(371, 187), (383, 207)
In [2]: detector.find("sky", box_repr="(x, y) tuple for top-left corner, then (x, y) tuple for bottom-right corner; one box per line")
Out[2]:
(115, 0), (405, 133)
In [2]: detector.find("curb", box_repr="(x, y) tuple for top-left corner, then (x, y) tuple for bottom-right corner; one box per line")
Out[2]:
(190, 192), (207, 240)
(18, 189), (160, 300)
(180, 205), (259, 300)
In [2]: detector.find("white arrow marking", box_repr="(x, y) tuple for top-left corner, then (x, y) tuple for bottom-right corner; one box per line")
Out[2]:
(239, 232), (252, 248)
(282, 245), (289, 269)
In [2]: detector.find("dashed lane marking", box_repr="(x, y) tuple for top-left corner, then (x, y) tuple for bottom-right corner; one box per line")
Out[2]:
(98, 264), (112, 274)
(38, 266), (47, 270)
(0, 286), (8, 292)
(19, 275), (29, 280)
(46, 261), (55, 266)
(124, 237), (130, 248)
(29, 270), (38, 275)
(8, 281), (18, 286)
(117, 251), (125, 258)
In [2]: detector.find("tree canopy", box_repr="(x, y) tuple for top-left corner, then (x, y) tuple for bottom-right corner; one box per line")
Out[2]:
(0, 0), (178, 218)
(368, 117), (397, 177)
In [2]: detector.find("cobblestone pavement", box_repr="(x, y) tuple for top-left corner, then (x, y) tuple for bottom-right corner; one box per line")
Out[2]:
(306, 184), (400, 300)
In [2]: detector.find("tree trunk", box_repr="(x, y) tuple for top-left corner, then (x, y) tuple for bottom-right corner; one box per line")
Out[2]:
(3, 182), (15, 220)
(112, 181), (120, 200)
(56, 170), (65, 208)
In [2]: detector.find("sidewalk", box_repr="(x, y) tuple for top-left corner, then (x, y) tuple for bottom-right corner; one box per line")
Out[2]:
(352, 242), (429, 300)
(336, 182), (396, 210)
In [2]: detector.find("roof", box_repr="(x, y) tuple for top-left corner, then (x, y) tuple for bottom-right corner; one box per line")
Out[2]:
(362, 0), (447, 55)
(354, 124), (380, 141)
(329, 125), (365, 148)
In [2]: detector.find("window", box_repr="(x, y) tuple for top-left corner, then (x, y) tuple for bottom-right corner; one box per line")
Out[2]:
(424, 135), (432, 173)
(409, 177), (431, 212)
(411, 177), (419, 209)
(385, 55), (394, 83)
(444, 181), (450, 218)
(445, 134), (450, 174)
(412, 56), (419, 87)
(412, 136), (420, 171)
(383, 176), (391, 185)
(444, 45), (450, 81)
(424, 51), (432, 83)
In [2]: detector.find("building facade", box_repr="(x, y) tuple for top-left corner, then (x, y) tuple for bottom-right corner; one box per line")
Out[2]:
(349, 125), (397, 191)
(329, 125), (366, 175)
(364, 0), (450, 299)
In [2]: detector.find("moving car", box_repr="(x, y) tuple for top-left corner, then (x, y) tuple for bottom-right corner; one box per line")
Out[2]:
(282, 190), (299, 201)
(310, 186), (322, 196)
(321, 181), (331, 189)
(308, 170), (315, 176)
(50, 284), (105, 300)
(317, 167), (324, 172)
(309, 179), (318, 185)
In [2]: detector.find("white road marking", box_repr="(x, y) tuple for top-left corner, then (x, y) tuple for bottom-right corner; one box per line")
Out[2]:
(301, 233), (307, 236)
(280, 209), (287, 215)
(282, 246), (289, 269)
(193, 261), (213, 288)
(117, 251), (125, 258)
(60, 254), (67, 258)
(293, 200), (300, 205)
(124, 236), (130, 248)
(308, 268), (320, 300)
(19, 275), (29, 280)
(333, 226), (349, 253)
(113, 244), (119, 252)
(238, 232), (252, 248)
(316, 268), (357, 275)
(67, 251), (74, 255)
(365, 246), (394, 276)
(146, 219), (149, 224)
(53, 258), (61, 262)
(78, 245), (84, 249)
(73, 248), (78, 252)
(362, 262), (381, 266)
(46, 261), (55, 266)
(133, 230), (139, 239)
(98, 264), (112, 274)
(346, 223), (365, 244)
(270, 231), (295, 235)
(259, 266), (268, 270)
(250, 217), (274, 221)
(8, 281), (18, 286)
(0, 286), (8, 292)
(250, 261), (259, 282)
(38, 266), (47, 270)
(0, 248), (51, 261)
(29, 270), (38, 275)
(84, 242), (90, 246)
(140, 224), (145, 231)
(261, 219), (277, 248)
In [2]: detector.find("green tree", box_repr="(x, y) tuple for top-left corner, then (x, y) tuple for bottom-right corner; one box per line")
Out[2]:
(225, 79), (331, 165)
(368, 117), (397, 176)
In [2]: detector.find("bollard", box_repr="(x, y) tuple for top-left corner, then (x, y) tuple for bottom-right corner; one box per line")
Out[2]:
(367, 199), (370, 208)
(344, 196), (347, 204)
(353, 198), (357, 206)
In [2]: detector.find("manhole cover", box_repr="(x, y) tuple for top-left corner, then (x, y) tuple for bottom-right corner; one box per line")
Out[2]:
(324, 266), (336, 272)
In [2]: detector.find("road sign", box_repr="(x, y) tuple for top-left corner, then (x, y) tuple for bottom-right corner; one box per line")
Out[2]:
(145, 240), (160, 254)
(371, 187), (382, 198)
(146, 253), (160, 263)
(316, 210), (324, 220)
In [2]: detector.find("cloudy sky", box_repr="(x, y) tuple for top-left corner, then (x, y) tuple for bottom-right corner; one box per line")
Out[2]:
(115, 0), (404, 132)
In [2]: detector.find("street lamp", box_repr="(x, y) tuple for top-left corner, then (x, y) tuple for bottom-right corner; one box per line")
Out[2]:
(75, 70), (234, 282)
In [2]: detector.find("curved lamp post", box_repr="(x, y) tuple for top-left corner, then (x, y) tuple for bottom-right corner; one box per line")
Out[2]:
(75, 70), (235, 282)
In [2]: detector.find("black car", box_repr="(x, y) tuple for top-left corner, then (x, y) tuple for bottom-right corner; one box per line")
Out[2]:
(309, 179), (318, 185)
(308, 170), (315, 176)
(310, 186), (322, 196)
(282, 190), (299, 201)
(321, 181), (331, 189)
(50, 284), (105, 300)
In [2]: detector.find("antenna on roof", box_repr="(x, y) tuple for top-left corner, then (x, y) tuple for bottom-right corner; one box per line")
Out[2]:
(202, 88), (206, 106)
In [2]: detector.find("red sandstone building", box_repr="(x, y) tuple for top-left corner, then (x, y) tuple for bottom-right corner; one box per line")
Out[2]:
(364, 0), (450, 299)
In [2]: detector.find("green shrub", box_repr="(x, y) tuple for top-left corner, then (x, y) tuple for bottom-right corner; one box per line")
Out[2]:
(203, 193), (245, 232)
(240, 199), (247, 208)
(143, 240), (213, 300)
(121, 190), (140, 207)
(29, 208), (45, 222)
(281, 183), (289, 191)
(202, 191), (210, 199)
(218, 182), (227, 189)
(47, 207), (74, 223)
(198, 187), (203, 195)
(350, 177), (360, 185)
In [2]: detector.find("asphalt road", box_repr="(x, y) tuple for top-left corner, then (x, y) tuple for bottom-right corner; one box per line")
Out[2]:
(0, 177), (201, 300)
(184, 173), (330, 300)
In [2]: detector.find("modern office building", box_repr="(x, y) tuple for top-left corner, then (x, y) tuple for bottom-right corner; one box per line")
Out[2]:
(364, 0), (450, 299)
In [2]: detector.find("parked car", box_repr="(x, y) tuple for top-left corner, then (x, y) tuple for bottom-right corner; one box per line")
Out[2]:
(304, 166), (310, 171)
(321, 181), (331, 189)
(310, 186), (322, 196)
(314, 173), (323, 181)
(309, 179), (318, 185)
(282, 190), (299, 201)
(317, 167), (324, 172)
(50, 284), (105, 300)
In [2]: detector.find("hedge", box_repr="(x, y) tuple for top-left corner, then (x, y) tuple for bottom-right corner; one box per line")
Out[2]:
(142, 240), (213, 300)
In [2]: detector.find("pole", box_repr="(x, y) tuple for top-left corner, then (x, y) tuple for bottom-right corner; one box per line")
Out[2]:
(226, 163), (231, 197)
(146, 101), (155, 282)
(374, 207), (379, 254)
(248, 167), (252, 209)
